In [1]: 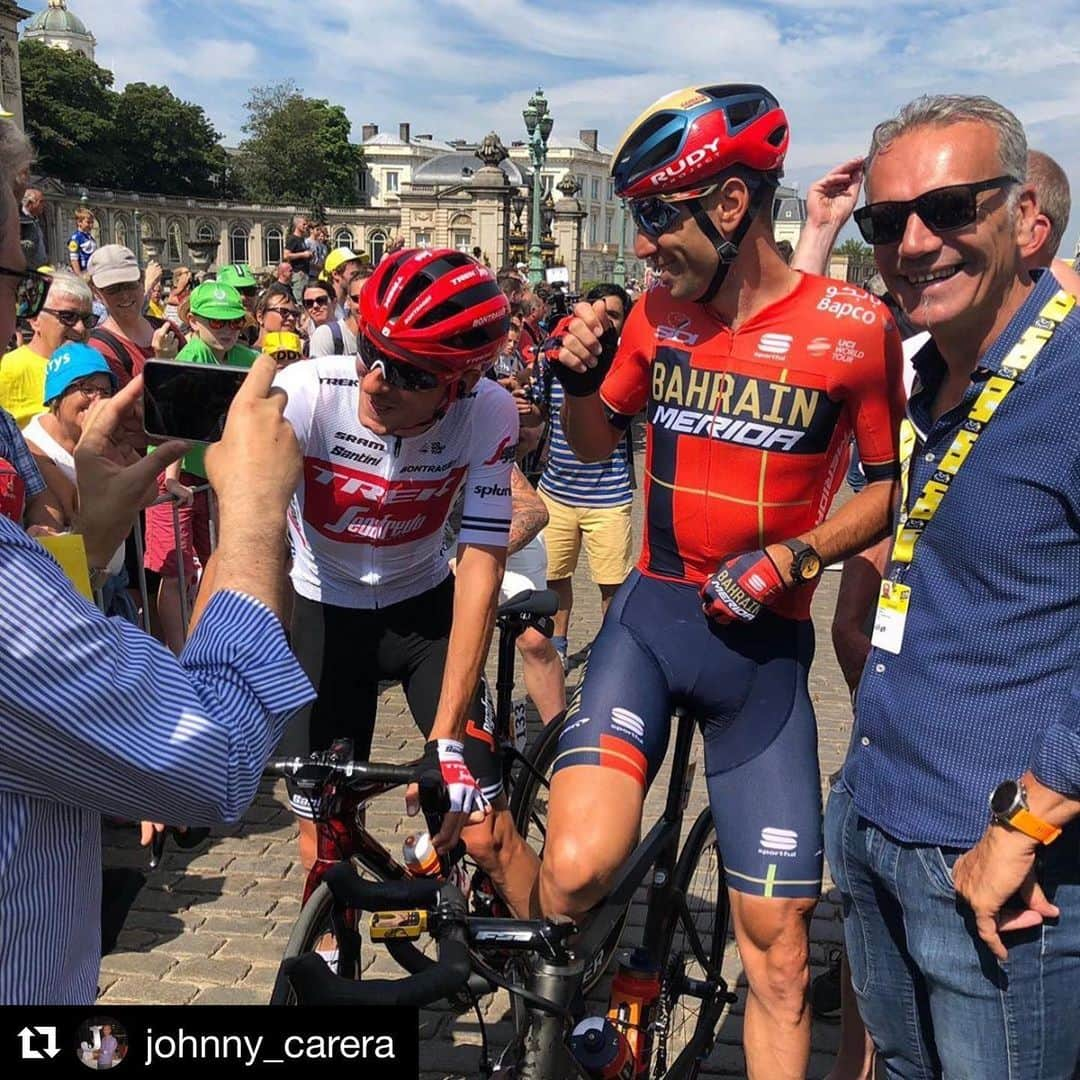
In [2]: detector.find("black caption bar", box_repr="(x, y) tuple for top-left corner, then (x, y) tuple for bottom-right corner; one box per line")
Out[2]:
(0, 1005), (419, 1077)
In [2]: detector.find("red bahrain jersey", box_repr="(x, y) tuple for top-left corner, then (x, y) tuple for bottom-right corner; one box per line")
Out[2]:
(600, 273), (905, 619)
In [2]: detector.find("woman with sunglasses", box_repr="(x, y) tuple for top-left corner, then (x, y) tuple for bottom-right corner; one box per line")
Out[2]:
(273, 248), (539, 918)
(146, 282), (259, 654)
(254, 283), (301, 350)
(21, 343), (133, 619)
(300, 280), (334, 339)
(0, 270), (96, 428)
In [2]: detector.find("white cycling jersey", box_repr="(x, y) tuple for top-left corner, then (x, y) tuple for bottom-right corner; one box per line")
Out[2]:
(276, 357), (518, 609)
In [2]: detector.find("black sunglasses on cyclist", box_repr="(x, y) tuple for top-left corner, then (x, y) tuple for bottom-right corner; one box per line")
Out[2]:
(853, 175), (1018, 246)
(358, 333), (444, 392)
(0, 265), (51, 318)
(41, 307), (99, 329)
(629, 183), (719, 240)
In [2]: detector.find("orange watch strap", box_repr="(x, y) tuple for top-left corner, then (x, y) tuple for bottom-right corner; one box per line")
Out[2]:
(1009, 807), (1062, 845)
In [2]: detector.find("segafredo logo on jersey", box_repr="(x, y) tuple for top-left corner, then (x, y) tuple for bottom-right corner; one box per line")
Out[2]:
(649, 356), (842, 454)
(816, 285), (883, 325)
(303, 457), (466, 545)
(759, 827), (799, 857)
(649, 137), (724, 188)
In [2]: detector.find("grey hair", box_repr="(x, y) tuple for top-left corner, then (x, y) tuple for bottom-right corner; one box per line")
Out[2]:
(866, 95), (1028, 196)
(0, 122), (34, 241)
(45, 269), (93, 307)
(1026, 149), (1071, 257)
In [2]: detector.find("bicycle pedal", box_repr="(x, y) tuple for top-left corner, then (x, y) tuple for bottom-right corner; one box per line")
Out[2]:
(369, 909), (427, 941)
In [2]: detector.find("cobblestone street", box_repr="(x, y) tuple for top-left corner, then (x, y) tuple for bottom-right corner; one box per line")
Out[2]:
(100, 486), (857, 1078)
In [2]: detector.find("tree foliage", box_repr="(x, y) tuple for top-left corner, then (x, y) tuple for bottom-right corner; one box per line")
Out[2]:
(111, 83), (232, 197)
(233, 82), (363, 207)
(19, 39), (115, 185)
(836, 236), (873, 260)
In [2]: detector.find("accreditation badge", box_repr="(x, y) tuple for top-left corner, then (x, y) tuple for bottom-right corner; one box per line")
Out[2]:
(871, 579), (911, 655)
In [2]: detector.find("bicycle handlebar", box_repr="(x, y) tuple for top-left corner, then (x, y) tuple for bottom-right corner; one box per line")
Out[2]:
(277, 866), (471, 1007)
(262, 757), (420, 786)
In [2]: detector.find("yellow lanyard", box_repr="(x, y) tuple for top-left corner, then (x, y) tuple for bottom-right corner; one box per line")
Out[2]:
(894, 289), (1075, 566)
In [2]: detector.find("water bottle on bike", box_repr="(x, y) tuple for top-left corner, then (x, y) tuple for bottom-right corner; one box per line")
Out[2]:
(607, 949), (662, 1076)
(403, 831), (471, 897)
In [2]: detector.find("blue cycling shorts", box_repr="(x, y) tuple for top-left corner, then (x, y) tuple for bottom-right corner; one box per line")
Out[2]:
(552, 571), (823, 900)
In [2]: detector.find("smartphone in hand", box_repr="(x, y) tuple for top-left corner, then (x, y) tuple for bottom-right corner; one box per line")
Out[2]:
(143, 359), (249, 444)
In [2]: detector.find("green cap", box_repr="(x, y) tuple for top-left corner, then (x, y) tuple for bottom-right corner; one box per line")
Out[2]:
(189, 281), (246, 320)
(217, 262), (257, 289)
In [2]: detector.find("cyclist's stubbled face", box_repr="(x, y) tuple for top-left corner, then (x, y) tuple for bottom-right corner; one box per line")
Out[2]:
(358, 364), (451, 436)
(632, 197), (723, 302)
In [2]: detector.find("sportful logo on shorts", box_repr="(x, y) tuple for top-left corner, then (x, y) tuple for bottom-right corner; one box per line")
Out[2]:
(759, 827), (799, 853)
(610, 707), (645, 743)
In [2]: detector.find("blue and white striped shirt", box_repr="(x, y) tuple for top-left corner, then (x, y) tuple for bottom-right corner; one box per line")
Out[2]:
(0, 406), (44, 499)
(536, 359), (633, 508)
(0, 517), (314, 1004)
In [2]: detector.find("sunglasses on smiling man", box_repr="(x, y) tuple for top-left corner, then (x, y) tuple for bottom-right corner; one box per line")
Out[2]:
(357, 332), (445, 392)
(853, 175), (1019, 246)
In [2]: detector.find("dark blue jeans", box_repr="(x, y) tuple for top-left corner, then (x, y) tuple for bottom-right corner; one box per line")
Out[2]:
(826, 780), (1080, 1079)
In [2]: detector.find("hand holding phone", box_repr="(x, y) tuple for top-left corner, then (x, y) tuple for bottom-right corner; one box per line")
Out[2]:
(143, 359), (249, 445)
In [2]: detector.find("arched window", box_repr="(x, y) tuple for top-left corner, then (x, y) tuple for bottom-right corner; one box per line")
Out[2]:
(168, 221), (185, 263)
(197, 221), (216, 243)
(113, 215), (128, 248)
(450, 216), (472, 253)
(264, 226), (284, 267)
(229, 224), (249, 265)
(333, 228), (354, 250)
(369, 230), (387, 266)
(140, 214), (158, 239)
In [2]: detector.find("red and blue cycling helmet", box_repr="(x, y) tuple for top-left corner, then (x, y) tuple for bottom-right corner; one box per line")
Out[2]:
(611, 84), (789, 301)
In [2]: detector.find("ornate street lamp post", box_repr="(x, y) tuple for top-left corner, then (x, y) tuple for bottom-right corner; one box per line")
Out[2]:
(522, 88), (553, 285)
(613, 199), (627, 287)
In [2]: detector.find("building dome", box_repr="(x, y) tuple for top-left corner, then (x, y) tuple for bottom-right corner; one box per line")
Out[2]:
(24, 1), (96, 61)
(412, 152), (525, 188)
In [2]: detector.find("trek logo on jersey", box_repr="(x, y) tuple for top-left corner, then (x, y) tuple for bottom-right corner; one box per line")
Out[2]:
(303, 457), (466, 545)
(649, 354), (842, 454)
(759, 827), (799, 857)
(610, 707), (645, 744)
(816, 285), (883, 326)
(655, 311), (701, 346)
(754, 332), (793, 359)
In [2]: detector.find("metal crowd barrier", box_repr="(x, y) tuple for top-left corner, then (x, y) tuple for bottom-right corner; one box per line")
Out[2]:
(95, 482), (218, 647)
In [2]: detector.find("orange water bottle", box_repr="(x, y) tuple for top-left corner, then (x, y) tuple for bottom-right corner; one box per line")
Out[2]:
(606, 949), (662, 1076)
(403, 832), (440, 877)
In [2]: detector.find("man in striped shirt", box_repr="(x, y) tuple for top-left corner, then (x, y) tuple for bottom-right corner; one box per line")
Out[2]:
(536, 284), (634, 666)
(0, 122), (314, 1004)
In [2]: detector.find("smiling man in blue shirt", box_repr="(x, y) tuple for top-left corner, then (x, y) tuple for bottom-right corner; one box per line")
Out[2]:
(0, 122), (314, 1005)
(826, 94), (1080, 1080)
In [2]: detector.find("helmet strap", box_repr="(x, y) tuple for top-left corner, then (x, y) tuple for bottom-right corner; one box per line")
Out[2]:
(687, 174), (778, 305)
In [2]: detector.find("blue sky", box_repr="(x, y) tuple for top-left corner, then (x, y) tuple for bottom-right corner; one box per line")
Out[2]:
(40, 0), (1080, 253)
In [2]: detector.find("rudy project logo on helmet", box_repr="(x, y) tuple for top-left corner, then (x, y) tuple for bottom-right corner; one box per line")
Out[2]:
(649, 137), (724, 189)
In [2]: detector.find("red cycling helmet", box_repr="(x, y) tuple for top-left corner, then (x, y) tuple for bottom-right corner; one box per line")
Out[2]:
(611, 84), (789, 200)
(358, 248), (510, 379)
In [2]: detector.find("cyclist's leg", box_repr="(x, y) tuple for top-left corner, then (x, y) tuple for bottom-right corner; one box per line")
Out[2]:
(281, 593), (379, 871)
(701, 615), (821, 1080)
(539, 572), (672, 920)
(392, 579), (540, 918)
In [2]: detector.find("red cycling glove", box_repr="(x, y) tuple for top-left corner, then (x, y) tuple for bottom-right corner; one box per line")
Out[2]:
(700, 549), (786, 624)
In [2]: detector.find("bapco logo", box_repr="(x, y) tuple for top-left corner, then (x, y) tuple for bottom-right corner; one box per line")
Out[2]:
(19, 1025), (60, 1060)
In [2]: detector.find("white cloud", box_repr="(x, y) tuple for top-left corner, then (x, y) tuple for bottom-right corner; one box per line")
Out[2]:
(24, 0), (1080, 252)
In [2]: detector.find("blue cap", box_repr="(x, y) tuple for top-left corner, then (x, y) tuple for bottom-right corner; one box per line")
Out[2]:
(44, 342), (117, 404)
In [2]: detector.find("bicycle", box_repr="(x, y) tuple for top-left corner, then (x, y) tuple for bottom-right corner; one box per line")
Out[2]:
(264, 587), (561, 1005)
(277, 705), (735, 1079)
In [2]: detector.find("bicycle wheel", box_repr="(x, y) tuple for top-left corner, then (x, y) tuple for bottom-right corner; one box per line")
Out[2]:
(652, 807), (731, 1079)
(270, 882), (349, 1005)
